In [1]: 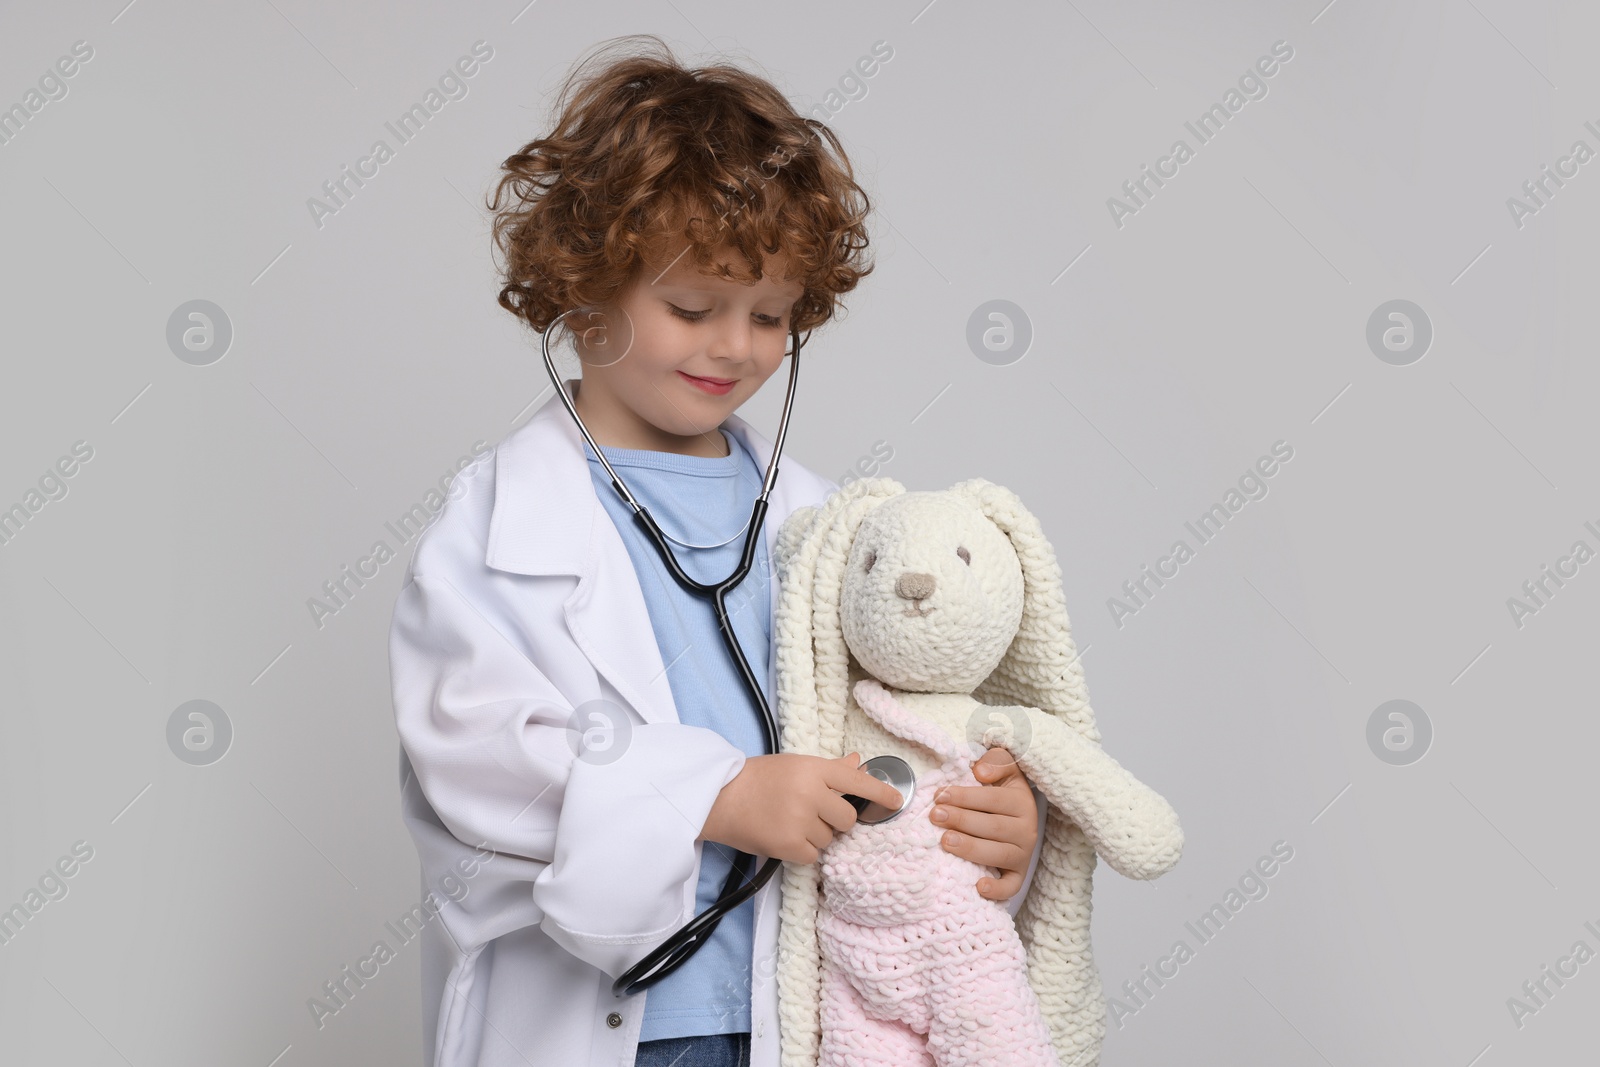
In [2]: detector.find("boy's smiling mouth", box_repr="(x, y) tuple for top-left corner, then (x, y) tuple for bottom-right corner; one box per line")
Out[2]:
(678, 370), (737, 395)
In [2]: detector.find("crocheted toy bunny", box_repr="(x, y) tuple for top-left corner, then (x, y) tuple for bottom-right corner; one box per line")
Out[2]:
(771, 477), (1184, 1067)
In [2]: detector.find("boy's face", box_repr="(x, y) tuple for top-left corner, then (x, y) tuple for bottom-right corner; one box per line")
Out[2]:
(571, 245), (805, 457)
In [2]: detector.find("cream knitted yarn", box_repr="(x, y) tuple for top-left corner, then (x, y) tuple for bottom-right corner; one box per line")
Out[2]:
(772, 478), (1184, 1067)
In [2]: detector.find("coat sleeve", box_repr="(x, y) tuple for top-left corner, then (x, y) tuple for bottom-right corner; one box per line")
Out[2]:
(390, 568), (748, 981)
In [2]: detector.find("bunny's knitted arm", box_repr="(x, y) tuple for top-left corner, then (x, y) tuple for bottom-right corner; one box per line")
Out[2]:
(975, 706), (1183, 880)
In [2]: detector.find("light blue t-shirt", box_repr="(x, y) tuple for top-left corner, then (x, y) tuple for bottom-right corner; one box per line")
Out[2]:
(583, 427), (771, 1041)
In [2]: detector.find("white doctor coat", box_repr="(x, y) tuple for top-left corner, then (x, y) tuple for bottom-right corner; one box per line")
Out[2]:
(389, 380), (1041, 1067)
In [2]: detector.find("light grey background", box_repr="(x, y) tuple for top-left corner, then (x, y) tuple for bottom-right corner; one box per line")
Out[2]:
(2, 1), (1595, 1064)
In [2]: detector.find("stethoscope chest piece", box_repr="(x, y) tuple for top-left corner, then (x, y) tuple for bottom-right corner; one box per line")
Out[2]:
(848, 755), (917, 825)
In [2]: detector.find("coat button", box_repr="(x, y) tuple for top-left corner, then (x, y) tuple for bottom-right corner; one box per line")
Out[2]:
(606, 1012), (623, 1029)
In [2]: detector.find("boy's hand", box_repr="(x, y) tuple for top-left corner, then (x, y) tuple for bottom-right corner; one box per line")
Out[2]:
(699, 752), (905, 865)
(932, 747), (1040, 902)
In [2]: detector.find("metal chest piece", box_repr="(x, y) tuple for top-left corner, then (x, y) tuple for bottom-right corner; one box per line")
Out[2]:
(846, 755), (917, 825)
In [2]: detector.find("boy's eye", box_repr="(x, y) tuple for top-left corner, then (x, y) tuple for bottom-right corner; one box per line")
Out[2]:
(666, 304), (786, 328)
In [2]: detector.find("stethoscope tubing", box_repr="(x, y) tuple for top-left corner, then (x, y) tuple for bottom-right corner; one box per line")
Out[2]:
(539, 310), (803, 998)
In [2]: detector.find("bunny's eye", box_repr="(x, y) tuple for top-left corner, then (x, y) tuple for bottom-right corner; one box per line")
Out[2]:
(956, 546), (971, 565)
(863, 550), (877, 572)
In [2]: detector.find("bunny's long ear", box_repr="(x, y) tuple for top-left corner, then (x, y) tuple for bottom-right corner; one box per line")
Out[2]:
(948, 478), (1099, 744)
(772, 475), (903, 1067)
(772, 476), (906, 760)
(947, 477), (1108, 1066)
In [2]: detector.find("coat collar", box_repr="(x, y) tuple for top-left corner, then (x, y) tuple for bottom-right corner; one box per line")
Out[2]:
(484, 377), (783, 576)
(483, 376), (802, 726)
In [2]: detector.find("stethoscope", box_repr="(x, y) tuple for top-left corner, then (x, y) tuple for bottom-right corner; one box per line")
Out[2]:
(540, 308), (917, 999)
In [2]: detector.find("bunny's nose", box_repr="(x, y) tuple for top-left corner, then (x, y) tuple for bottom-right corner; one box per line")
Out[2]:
(895, 572), (936, 601)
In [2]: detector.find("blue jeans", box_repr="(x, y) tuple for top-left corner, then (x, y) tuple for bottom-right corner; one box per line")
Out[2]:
(634, 1031), (750, 1067)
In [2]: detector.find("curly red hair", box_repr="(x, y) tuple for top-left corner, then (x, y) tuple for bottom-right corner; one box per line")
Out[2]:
(489, 35), (874, 346)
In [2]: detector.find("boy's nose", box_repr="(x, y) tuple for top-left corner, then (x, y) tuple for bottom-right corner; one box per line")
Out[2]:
(705, 318), (756, 362)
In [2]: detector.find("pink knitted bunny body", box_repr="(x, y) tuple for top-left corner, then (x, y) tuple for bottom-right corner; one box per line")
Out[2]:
(814, 679), (1060, 1067)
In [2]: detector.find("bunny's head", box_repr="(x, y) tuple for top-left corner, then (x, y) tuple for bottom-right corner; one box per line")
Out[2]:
(772, 476), (1100, 757)
(839, 491), (1023, 693)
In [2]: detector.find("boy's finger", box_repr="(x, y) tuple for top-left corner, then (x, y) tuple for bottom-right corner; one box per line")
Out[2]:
(973, 746), (1021, 784)
(936, 782), (1032, 817)
(942, 830), (1029, 881)
(855, 768), (906, 809)
(931, 805), (1016, 848)
(819, 793), (866, 834)
(978, 868), (1024, 902)
(828, 754), (906, 810)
